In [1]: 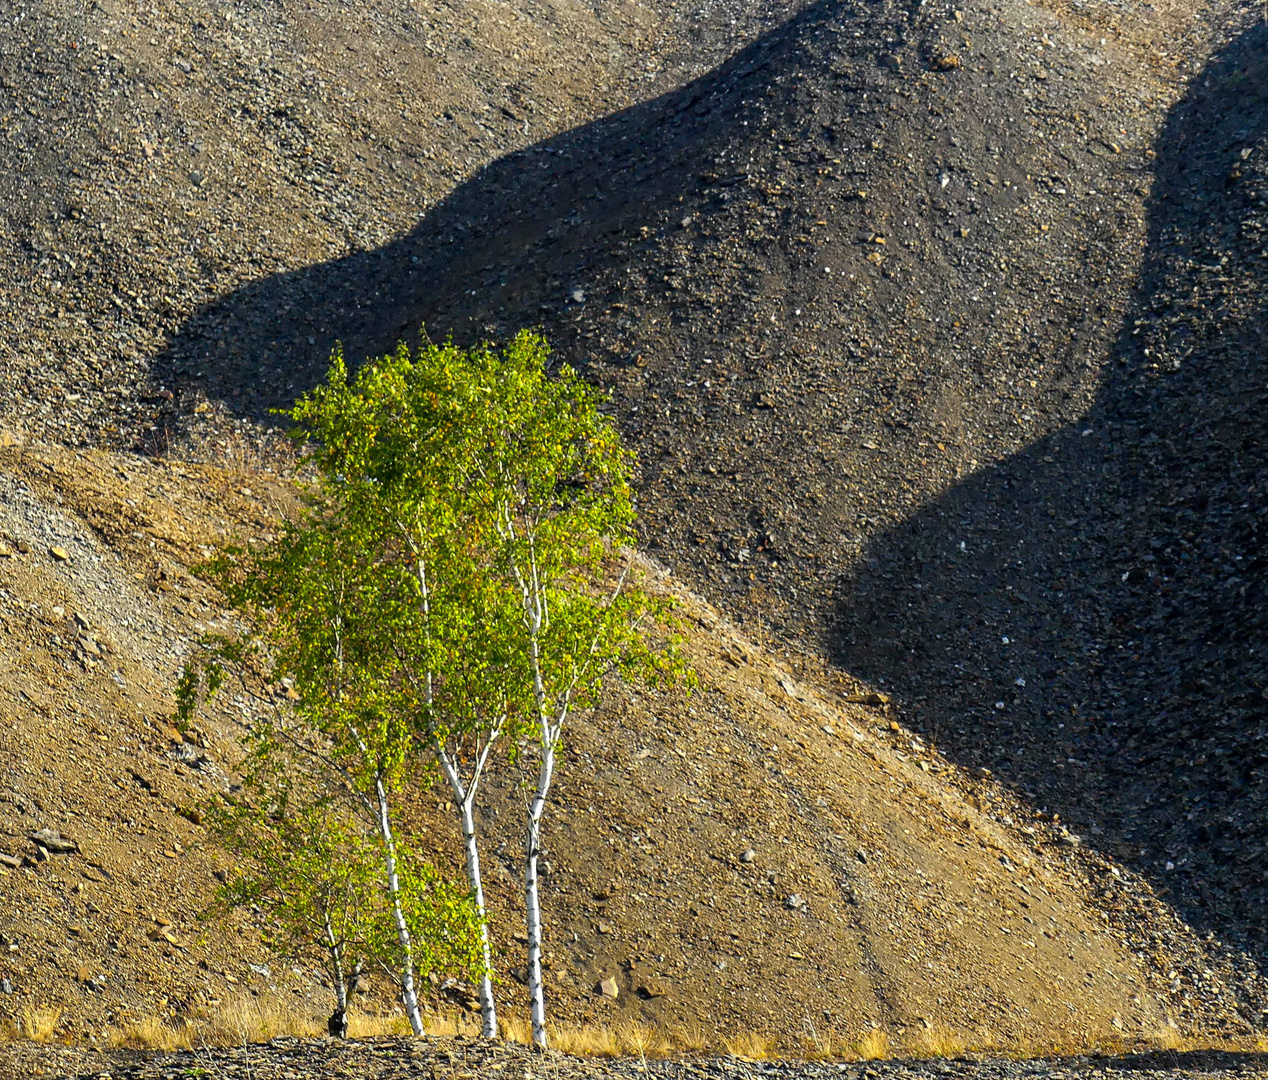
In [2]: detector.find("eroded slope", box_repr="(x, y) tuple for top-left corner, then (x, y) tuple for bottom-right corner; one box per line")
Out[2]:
(0, 447), (1253, 1048)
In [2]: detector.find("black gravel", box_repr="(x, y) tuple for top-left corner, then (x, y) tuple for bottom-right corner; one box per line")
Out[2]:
(8, 1037), (1268, 1080)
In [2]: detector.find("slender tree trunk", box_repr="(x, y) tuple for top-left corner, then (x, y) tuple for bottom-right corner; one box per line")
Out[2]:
(325, 916), (349, 1039)
(374, 773), (424, 1036)
(439, 754), (499, 1039)
(524, 742), (555, 1050)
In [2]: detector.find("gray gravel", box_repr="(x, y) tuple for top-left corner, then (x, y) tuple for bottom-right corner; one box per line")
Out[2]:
(7, 1036), (1268, 1080)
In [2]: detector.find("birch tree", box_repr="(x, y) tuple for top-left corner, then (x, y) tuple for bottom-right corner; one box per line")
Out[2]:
(469, 333), (685, 1049)
(187, 500), (486, 1036)
(204, 758), (379, 1037)
(286, 343), (528, 1037)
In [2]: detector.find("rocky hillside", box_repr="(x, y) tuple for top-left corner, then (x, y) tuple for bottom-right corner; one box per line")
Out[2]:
(107, 0), (1266, 990)
(0, 444), (1248, 1051)
(0, 0), (1265, 1057)
(0, 0), (797, 450)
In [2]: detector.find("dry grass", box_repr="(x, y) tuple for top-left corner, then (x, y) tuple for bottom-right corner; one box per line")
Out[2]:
(913, 1024), (967, 1059)
(499, 1016), (677, 1058)
(214, 996), (325, 1043)
(616, 1021), (671, 1059)
(857, 1028), (891, 1061)
(551, 1023), (622, 1057)
(669, 1022), (714, 1055)
(1150, 1022), (1188, 1052)
(723, 1031), (776, 1061)
(800, 1019), (850, 1061)
(351, 1010), (414, 1039)
(108, 1017), (194, 1051)
(107, 996), (330, 1049)
(21, 1006), (62, 1043)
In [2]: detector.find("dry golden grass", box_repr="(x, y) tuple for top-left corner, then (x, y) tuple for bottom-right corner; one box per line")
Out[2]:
(351, 1010), (414, 1039)
(723, 1031), (776, 1060)
(106, 996), (331, 1049)
(857, 1028), (891, 1061)
(800, 1020), (850, 1061)
(551, 1023), (622, 1057)
(500, 1016), (676, 1058)
(20, 1006), (62, 1044)
(108, 1017), (194, 1051)
(1150, 1022), (1188, 1052)
(913, 1024), (967, 1059)
(207, 996), (325, 1044)
(617, 1021), (672, 1059)
(669, 1022), (714, 1055)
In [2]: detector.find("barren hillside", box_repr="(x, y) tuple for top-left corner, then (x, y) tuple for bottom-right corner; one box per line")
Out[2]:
(0, 445), (1252, 1050)
(0, 0), (1265, 1058)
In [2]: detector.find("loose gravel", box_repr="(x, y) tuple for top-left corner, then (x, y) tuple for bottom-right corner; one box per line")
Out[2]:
(6, 1036), (1268, 1080)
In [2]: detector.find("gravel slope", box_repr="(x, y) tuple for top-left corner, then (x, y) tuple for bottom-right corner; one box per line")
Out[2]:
(0, 0), (798, 451)
(0, 0), (1265, 1053)
(118, 0), (1267, 987)
(1, 447), (1239, 1053)
(834, 14), (1268, 976)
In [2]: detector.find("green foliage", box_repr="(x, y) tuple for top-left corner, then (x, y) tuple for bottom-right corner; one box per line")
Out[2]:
(185, 328), (686, 1038)
(286, 330), (687, 739)
(204, 746), (485, 995)
(204, 764), (378, 986)
(389, 848), (489, 980)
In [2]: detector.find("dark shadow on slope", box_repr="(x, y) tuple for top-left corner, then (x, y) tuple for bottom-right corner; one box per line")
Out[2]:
(152, 0), (858, 417)
(833, 24), (1268, 961)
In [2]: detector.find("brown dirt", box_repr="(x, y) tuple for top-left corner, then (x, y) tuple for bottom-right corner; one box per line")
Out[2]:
(0, 444), (1254, 1052)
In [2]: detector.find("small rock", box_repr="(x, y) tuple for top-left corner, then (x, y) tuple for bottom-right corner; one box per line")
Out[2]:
(49, 546), (70, 561)
(16, 541), (30, 554)
(846, 691), (890, 707)
(740, 848), (756, 864)
(597, 975), (619, 999)
(636, 982), (667, 999)
(785, 893), (806, 910)
(570, 288), (585, 304)
(29, 828), (77, 854)
(0, 978), (12, 994)
(0, 853), (20, 870)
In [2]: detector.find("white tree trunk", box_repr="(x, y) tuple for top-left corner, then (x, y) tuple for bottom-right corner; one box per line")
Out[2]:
(324, 914), (349, 1039)
(375, 773), (424, 1036)
(440, 756), (499, 1039)
(524, 743), (555, 1050)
